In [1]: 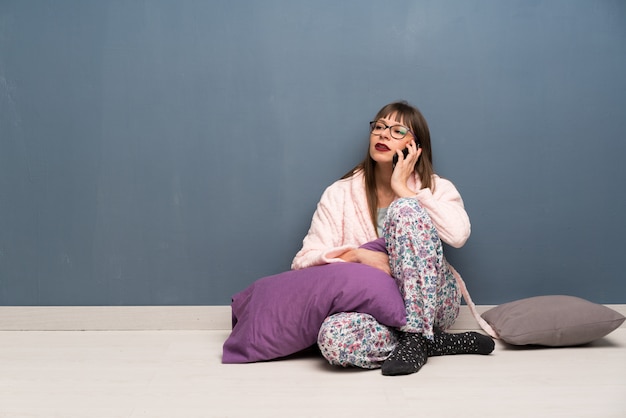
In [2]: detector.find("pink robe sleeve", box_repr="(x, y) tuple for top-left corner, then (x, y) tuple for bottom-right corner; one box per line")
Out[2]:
(291, 185), (358, 270)
(413, 176), (471, 248)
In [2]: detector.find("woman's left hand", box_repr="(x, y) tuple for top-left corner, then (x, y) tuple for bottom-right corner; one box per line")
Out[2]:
(338, 248), (391, 275)
(391, 140), (422, 197)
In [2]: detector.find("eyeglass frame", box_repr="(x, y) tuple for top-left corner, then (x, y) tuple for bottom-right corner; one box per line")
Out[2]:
(369, 120), (416, 141)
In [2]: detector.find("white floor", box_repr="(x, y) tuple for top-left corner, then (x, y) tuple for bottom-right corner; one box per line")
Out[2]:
(0, 328), (624, 418)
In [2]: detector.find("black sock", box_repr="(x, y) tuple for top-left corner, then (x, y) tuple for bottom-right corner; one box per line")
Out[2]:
(426, 328), (495, 357)
(381, 332), (428, 376)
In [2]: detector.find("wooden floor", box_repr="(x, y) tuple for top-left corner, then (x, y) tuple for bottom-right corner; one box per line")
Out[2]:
(1, 328), (625, 418)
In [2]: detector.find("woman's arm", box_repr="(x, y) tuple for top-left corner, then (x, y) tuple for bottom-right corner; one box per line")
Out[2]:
(415, 176), (471, 248)
(291, 186), (358, 270)
(291, 177), (384, 271)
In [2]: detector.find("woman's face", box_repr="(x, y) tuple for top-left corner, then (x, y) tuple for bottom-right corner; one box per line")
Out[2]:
(369, 113), (414, 165)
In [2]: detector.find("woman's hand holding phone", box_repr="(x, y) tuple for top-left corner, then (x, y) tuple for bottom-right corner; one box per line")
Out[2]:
(391, 140), (422, 198)
(392, 148), (410, 167)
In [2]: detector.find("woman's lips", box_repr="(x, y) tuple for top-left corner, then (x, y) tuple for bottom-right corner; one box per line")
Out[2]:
(375, 143), (390, 151)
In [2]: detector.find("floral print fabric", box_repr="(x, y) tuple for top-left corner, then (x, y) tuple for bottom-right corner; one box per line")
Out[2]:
(317, 198), (461, 368)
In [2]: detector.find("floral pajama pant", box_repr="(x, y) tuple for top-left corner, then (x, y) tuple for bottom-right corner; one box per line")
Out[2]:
(317, 198), (461, 369)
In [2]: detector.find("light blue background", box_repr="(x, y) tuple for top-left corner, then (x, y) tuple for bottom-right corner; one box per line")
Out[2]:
(1, 0), (625, 305)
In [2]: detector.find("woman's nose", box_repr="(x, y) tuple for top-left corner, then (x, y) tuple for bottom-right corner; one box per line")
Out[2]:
(379, 126), (392, 140)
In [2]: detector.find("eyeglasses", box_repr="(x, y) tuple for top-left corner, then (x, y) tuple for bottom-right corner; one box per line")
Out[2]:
(369, 120), (412, 140)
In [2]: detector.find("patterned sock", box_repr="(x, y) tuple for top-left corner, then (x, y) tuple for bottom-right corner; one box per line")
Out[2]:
(381, 332), (428, 376)
(426, 328), (495, 357)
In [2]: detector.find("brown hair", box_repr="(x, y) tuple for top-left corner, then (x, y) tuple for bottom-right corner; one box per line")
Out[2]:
(341, 100), (435, 234)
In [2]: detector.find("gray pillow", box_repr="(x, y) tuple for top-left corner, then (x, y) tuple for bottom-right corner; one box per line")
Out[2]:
(481, 295), (625, 346)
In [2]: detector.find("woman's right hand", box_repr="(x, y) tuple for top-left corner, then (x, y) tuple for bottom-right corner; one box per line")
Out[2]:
(339, 248), (391, 276)
(391, 140), (422, 198)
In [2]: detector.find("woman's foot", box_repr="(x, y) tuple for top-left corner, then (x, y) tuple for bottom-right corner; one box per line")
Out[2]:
(426, 328), (495, 356)
(381, 332), (428, 376)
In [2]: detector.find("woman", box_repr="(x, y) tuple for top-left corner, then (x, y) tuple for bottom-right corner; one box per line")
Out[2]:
(292, 101), (495, 376)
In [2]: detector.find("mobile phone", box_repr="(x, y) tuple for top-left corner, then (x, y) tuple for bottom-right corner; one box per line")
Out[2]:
(392, 148), (410, 167)
(392, 144), (421, 167)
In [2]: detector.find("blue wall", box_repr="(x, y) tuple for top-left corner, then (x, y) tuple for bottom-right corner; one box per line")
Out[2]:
(1, 0), (625, 305)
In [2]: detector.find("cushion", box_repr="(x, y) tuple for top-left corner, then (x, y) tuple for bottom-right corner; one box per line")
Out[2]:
(481, 295), (625, 347)
(222, 262), (406, 363)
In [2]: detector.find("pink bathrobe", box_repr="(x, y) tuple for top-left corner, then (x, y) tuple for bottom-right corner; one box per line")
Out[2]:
(292, 170), (497, 337)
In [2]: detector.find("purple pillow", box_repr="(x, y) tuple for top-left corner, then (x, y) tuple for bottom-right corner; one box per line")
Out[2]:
(222, 262), (406, 363)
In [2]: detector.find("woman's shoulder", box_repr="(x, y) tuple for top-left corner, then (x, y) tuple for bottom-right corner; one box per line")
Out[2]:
(326, 169), (364, 190)
(431, 173), (449, 185)
(319, 170), (365, 203)
(429, 173), (462, 195)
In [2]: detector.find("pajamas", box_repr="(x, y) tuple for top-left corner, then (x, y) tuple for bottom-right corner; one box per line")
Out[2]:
(317, 198), (461, 368)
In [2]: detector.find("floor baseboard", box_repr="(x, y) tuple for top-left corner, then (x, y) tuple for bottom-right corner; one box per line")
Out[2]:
(1, 305), (624, 331)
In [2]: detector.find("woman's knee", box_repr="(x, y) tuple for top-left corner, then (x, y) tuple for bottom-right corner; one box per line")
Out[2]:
(387, 197), (426, 220)
(384, 198), (439, 252)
